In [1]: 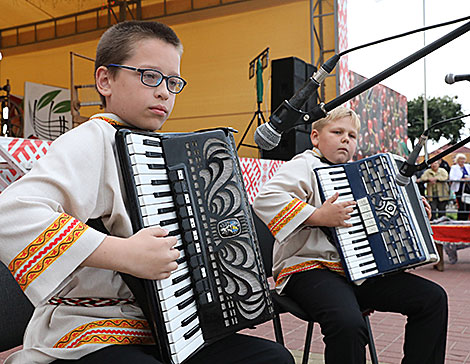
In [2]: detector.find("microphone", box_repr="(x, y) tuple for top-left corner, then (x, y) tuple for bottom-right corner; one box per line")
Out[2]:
(254, 55), (340, 150)
(395, 133), (428, 187)
(445, 73), (470, 84)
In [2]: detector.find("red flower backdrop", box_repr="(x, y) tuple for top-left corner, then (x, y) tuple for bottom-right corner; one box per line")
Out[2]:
(348, 71), (409, 160)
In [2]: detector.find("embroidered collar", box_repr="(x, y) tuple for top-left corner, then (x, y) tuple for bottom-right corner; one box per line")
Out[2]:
(91, 113), (153, 132)
(312, 147), (334, 165)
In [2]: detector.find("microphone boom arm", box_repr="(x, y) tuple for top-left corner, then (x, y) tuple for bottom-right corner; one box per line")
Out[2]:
(303, 19), (470, 124)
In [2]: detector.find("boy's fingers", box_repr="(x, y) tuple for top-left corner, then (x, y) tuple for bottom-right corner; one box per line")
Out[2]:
(327, 192), (339, 203)
(144, 226), (169, 236)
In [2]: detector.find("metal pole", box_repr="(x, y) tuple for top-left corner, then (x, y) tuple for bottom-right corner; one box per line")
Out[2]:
(423, 0), (428, 158)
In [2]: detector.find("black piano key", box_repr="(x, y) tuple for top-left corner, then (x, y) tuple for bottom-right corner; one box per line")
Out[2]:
(181, 312), (198, 327)
(175, 244), (185, 251)
(158, 206), (176, 214)
(359, 259), (375, 267)
(362, 267), (377, 274)
(352, 237), (368, 244)
(183, 324), (201, 340)
(161, 218), (179, 226)
(175, 284), (193, 297)
(151, 179), (169, 185)
(173, 272), (190, 285)
(356, 251), (372, 258)
(347, 228), (364, 235)
(177, 296), (195, 310)
(334, 185), (350, 190)
(143, 138), (161, 147)
(176, 256), (187, 265)
(331, 176), (347, 182)
(153, 191), (172, 198)
(354, 244), (370, 251)
(145, 151), (163, 158)
(148, 163), (166, 169)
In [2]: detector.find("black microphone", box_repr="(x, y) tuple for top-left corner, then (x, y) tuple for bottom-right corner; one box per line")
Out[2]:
(445, 73), (470, 84)
(395, 132), (429, 187)
(254, 55), (340, 150)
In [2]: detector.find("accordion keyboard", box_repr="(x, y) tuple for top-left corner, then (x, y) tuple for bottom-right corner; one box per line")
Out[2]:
(126, 132), (204, 364)
(315, 153), (437, 282)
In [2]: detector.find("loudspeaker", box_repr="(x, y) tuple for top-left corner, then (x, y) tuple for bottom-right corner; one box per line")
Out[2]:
(261, 57), (318, 161)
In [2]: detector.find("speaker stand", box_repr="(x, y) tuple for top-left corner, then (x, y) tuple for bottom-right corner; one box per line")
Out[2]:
(237, 100), (266, 153)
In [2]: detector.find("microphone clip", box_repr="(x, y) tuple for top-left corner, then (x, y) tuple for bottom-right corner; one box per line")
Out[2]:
(269, 101), (329, 133)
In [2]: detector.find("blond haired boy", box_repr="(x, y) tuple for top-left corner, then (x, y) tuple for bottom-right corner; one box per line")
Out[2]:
(254, 106), (448, 364)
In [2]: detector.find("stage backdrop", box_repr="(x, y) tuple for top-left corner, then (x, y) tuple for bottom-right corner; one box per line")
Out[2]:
(24, 81), (72, 141)
(349, 71), (409, 160)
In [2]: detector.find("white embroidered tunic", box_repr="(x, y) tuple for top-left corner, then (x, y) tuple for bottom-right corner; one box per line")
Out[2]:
(253, 149), (344, 294)
(0, 114), (154, 363)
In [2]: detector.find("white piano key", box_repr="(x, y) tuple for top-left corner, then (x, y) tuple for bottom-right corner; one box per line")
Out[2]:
(341, 242), (371, 253)
(158, 263), (189, 290)
(140, 202), (175, 217)
(128, 133), (162, 146)
(316, 166), (345, 176)
(128, 142), (163, 155)
(345, 255), (376, 270)
(159, 286), (194, 312)
(167, 317), (199, 344)
(171, 332), (204, 364)
(163, 300), (198, 331)
(350, 268), (379, 281)
(137, 184), (171, 196)
(134, 174), (168, 186)
(170, 326), (203, 354)
(337, 225), (366, 236)
(343, 246), (372, 257)
(157, 276), (192, 300)
(130, 153), (165, 166)
(139, 193), (173, 206)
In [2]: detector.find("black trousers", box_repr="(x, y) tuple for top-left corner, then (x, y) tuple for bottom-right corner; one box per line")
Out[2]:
(456, 195), (469, 221)
(284, 269), (448, 364)
(52, 333), (294, 364)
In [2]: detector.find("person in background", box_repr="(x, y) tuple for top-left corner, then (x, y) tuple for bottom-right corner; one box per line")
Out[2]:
(419, 160), (450, 220)
(449, 153), (470, 221)
(439, 159), (451, 174)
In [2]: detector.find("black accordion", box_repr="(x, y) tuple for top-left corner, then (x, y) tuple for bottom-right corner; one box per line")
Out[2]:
(314, 153), (439, 282)
(115, 128), (273, 364)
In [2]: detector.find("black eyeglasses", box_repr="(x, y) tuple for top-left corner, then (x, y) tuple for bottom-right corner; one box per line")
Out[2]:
(106, 64), (187, 94)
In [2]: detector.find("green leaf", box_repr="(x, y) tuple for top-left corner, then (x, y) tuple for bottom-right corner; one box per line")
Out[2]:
(52, 100), (71, 113)
(37, 90), (61, 110)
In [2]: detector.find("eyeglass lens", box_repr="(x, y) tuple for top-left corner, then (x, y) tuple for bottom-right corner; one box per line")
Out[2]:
(141, 70), (185, 93)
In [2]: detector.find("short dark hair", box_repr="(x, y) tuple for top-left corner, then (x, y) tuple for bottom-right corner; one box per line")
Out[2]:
(95, 20), (183, 106)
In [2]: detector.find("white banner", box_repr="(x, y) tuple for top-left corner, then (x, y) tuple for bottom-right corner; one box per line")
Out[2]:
(24, 81), (72, 140)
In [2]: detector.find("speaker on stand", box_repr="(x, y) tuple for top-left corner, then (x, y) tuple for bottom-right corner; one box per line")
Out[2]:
(261, 57), (318, 161)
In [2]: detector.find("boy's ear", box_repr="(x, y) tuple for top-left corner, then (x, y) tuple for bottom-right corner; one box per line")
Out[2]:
(310, 129), (320, 147)
(95, 66), (112, 98)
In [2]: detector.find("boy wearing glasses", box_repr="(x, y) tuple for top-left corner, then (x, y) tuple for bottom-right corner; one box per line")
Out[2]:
(0, 21), (294, 364)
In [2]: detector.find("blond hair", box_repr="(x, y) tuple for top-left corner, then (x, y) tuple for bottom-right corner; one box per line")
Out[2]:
(312, 106), (361, 132)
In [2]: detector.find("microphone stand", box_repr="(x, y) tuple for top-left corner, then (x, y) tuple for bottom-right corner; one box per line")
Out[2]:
(283, 19), (470, 127)
(414, 135), (470, 173)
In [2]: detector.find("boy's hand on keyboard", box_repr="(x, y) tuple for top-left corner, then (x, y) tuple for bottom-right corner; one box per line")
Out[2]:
(124, 226), (180, 280)
(308, 192), (356, 227)
(82, 227), (180, 280)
